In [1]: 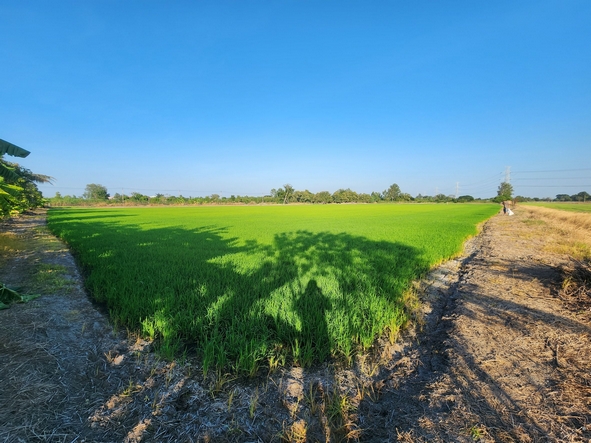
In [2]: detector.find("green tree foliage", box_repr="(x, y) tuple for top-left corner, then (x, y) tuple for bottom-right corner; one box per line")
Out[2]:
(358, 193), (372, 203)
(370, 191), (383, 202)
(496, 182), (513, 201)
(271, 185), (295, 204)
(0, 159), (51, 217)
(47, 181), (498, 208)
(130, 192), (149, 203)
(383, 183), (401, 201)
(292, 189), (314, 203)
(555, 191), (590, 202)
(84, 183), (109, 200)
(332, 188), (358, 203)
(313, 191), (332, 204)
(572, 191), (590, 202)
(0, 139), (51, 217)
(282, 184), (294, 204)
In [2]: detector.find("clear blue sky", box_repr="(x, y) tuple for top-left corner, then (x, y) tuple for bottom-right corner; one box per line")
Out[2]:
(2, 1), (590, 199)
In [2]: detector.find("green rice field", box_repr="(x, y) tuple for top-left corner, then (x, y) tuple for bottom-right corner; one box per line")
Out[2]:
(47, 204), (498, 373)
(525, 202), (591, 213)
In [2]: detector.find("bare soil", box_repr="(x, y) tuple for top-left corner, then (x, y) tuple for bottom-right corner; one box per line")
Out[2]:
(1, 207), (589, 443)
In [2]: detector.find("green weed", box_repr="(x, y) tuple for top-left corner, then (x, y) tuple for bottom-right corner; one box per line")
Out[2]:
(34, 263), (73, 293)
(249, 387), (259, 419)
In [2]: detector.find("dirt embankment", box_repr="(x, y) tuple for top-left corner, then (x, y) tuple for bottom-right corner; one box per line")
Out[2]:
(1, 207), (589, 443)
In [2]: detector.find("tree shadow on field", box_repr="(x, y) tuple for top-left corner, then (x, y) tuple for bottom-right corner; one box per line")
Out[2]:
(47, 208), (138, 225)
(48, 214), (429, 372)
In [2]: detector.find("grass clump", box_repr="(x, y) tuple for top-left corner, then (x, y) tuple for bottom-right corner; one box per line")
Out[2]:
(47, 204), (498, 373)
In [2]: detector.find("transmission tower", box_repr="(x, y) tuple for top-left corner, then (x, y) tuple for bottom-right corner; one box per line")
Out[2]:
(505, 166), (511, 183)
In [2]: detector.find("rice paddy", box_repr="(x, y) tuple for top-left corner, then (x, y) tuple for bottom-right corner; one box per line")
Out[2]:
(525, 202), (591, 213)
(47, 204), (498, 373)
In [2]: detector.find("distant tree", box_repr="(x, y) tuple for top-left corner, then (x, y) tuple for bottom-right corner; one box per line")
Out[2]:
(130, 192), (148, 203)
(283, 184), (294, 204)
(84, 183), (109, 200)
(457, 195), (475, 202)
(332, 188), (358, 203)
(370, 191), (383, 203)
(358, 193), (371, 203)
(513, 195), (531, 202)
(497, 182), (513, 200)
(313, 191), (332, 204)
(571, 191), (590, 202)
(415, 193), (431, 202)
(271, 187), (285, 203)
(383, 183), (401, 201)
(555, 194), (571, 202)
(434, 193), (450, 202)
(300, 190), (314, 203)
(292, 189), (313, 203)
(332, 189), (345, 203)
(345, 188), (359, 202)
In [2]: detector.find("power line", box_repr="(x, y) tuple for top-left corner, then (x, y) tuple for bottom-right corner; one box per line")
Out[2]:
(459, 173), (504, 187)
(516, 185), (591, 188)
(513, 177), (590, 181)
(513, 168), (591, 174)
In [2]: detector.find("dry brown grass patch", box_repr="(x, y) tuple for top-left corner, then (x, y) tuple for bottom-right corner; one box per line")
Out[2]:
(522, 206), (591, 259)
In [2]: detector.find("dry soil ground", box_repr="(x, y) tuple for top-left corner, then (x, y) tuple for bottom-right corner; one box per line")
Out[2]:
(1, 206), (590, 443)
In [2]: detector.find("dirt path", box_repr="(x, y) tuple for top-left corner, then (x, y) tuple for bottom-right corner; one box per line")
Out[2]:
(1, 208), (589, 442)
(375, 209), (591, 442)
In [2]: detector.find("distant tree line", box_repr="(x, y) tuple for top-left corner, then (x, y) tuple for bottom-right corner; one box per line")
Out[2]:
(46, 182), (590, 207)
(48, 182), (487, 207)
(553, 191), (590, 202)
(511, 191), (590, 203)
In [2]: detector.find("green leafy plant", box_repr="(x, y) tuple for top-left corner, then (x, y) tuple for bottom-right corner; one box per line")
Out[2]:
(0, 283), (40, 309)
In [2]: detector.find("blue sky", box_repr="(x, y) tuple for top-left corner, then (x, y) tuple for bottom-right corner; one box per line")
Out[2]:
(1, 1), (590, 199)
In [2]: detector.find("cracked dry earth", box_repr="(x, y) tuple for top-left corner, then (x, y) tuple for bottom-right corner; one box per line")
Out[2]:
(1, 207), (590, 443)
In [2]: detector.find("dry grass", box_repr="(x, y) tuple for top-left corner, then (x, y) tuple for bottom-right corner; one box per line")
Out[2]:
(524, 205), (591, 230)
(521, 205), (591, 260)
(560, 259), (591, 317)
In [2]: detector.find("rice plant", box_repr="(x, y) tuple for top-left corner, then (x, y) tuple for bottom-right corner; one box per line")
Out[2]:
(47, 204), (497, 373)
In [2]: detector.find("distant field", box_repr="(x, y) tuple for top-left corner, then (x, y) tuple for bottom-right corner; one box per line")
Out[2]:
(524, 202), (591, 213)
(48, 204), (498, 373)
